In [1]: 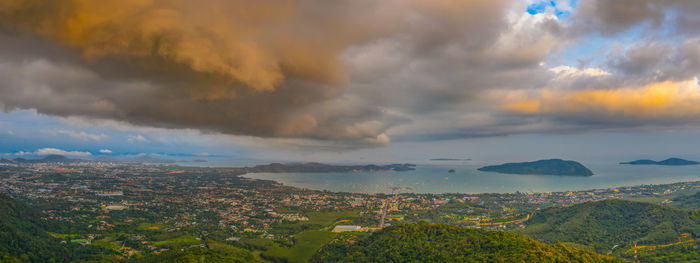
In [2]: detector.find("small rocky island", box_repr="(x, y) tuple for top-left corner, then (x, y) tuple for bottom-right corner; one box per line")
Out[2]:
(620, 158), (700, 166)
(246, 162), (416, 173)
(477, 159), (593, 176)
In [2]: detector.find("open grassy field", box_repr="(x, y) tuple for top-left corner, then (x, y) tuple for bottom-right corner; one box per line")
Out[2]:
(47, 232), (78, 239)
(268, 209), (362, 236)
(261, 230), (337, 263)
(625, 189), (699, 205)
(152, 234), (200, 247)
(305, 210), (360, 225)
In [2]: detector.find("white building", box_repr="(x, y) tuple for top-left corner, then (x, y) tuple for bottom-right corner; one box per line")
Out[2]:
(332, 225), (361, 232)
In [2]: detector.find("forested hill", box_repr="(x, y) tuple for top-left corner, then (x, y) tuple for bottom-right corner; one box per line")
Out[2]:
(478, 159), (593, 176)
(516, 199), (700, 260)
(0, 194), (108, 262)
(670, 191), (700, 210)
(620, 158), (700, 166)
(311, 222), (621, 263)
(0, 194), (73, 262)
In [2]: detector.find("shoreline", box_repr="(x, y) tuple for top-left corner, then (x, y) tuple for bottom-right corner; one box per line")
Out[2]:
(241, 171), (700, 196)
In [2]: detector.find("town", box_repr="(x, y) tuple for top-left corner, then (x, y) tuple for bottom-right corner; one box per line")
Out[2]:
(1, 161), (698, 261)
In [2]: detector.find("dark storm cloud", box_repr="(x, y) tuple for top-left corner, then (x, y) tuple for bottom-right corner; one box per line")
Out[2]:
(2, 0), (699, 149)
(0, 0), (523, 147)
(0, 32), (393, 144)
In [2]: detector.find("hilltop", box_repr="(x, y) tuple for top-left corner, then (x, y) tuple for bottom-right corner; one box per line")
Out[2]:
(311, 222), (621, 262)
(516, 199), (700, 260)
(620, 158), (700, 166)
(478, 159), (593, 176)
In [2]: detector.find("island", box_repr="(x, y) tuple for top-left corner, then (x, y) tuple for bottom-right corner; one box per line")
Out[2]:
(477, 159), (593, 176)
(246, 162), (416, 173)
(620, 158), (700, 166)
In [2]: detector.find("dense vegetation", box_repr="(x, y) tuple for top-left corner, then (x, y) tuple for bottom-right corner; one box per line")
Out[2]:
(620, 158), (700, 166)
(132, 247), (258, 263)
(634, 239), (700, 262)
(0, 193), (365, 263)
(0, 194), (110, 262)
(4, 177), (700, 262)
(478, 159), (593, 176)
(311, 222), (621, 262)
(517, 199), (700, 261)
(670, 191), (700, 210)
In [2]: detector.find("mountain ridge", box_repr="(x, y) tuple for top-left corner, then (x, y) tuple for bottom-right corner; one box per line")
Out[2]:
(516, 199), (700, 260)
(311, 222), (621, 262)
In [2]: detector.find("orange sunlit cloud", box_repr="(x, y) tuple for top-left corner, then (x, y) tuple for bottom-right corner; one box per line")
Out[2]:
(0, 0), (362, 94)
(503, 78), (700, 120)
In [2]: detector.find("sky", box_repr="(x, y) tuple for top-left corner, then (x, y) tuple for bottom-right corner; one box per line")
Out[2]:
(0, 0), (700, 163)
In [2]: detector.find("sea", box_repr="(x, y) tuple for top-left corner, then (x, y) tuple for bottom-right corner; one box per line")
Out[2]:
(178, 159), (700, 194)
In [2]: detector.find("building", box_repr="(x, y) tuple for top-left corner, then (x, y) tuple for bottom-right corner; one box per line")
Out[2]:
(104, 205), (127, 211)
(332, 225), (361, 232)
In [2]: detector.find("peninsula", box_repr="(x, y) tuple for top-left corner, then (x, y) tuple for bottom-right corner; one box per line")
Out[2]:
(246, 162), (416, 173)
(477, 159), (593, 176)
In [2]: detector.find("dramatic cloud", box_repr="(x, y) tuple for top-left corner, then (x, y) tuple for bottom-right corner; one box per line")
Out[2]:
(0, 0), (518, 146)
(0, 0), (363, 92)
(336, 3), (566, 141)
(0, 0), (699, 149)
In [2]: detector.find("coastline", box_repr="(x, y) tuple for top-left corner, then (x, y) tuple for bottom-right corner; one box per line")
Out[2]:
(241, 170), (700, 196)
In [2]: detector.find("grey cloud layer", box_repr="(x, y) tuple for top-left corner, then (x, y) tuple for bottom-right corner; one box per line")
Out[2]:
(573, 0), (700, 35)
(0, 0), (699, 148)
(607, 38), (700, 82)
(0, 0), (518, 146)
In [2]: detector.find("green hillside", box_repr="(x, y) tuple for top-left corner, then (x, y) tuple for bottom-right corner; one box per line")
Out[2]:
(0, 194), (75, 262)
(517, 199), (700, 261)
(311, 222), (622, 263)
(0, 194), (111, 262)
(670, 191), (700, 210)
(133, 247), (259, 263)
